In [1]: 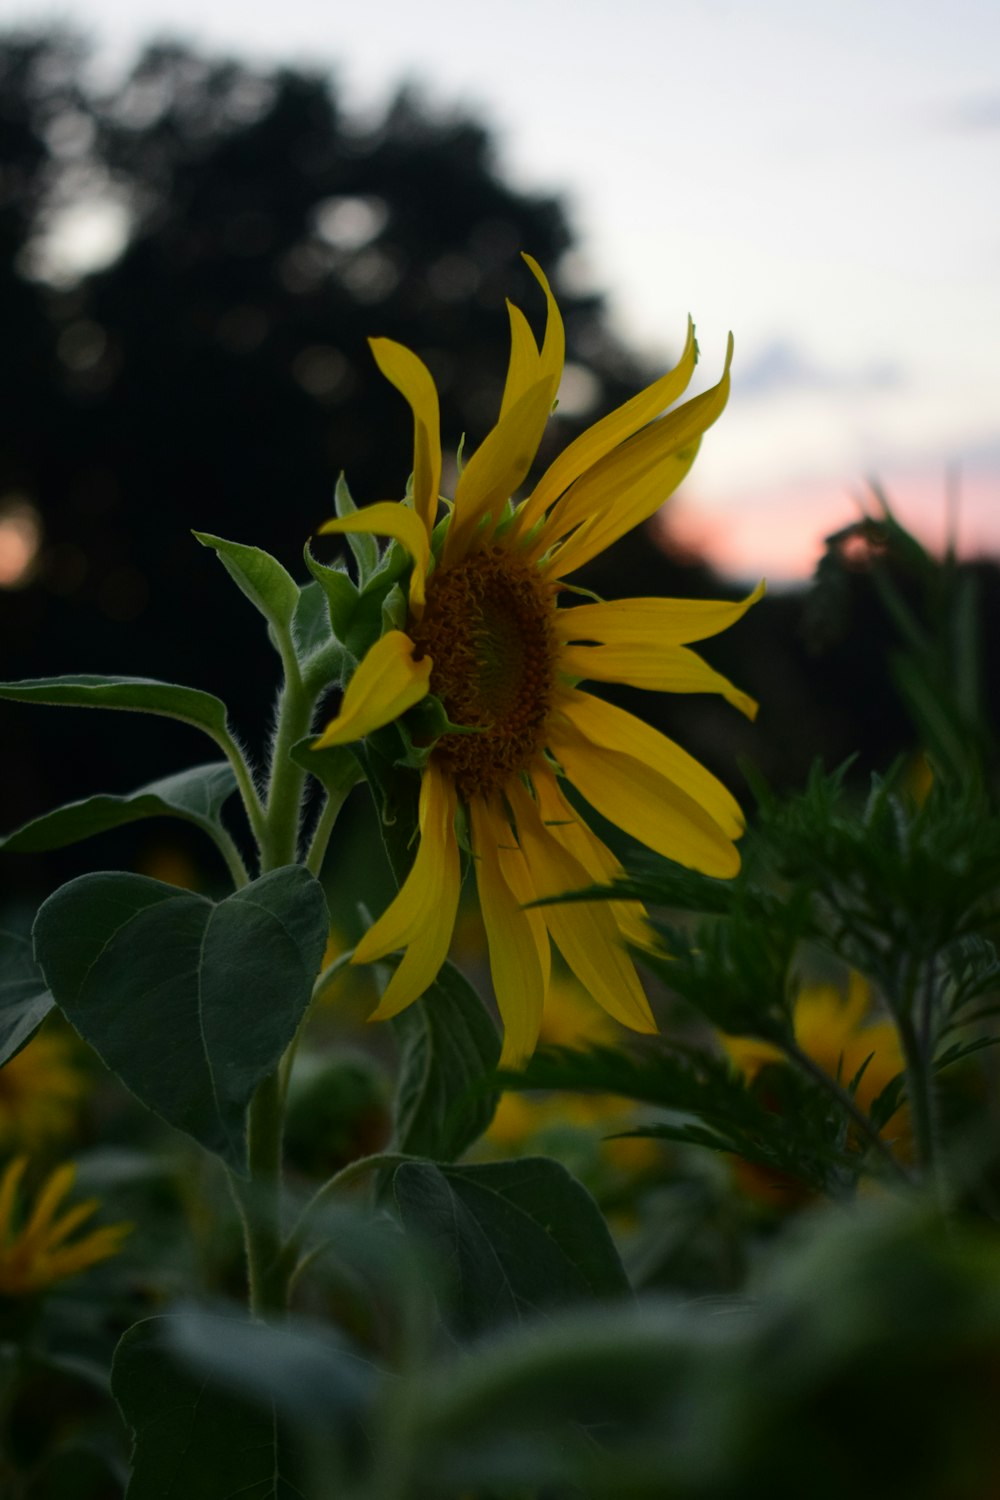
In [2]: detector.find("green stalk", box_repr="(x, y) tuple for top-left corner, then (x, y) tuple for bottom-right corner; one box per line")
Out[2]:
(781, 1038), (913, 1186)
(279, 1152), (422, 1294)
(230, 1071), (288, 1317)
(260, 627), (315, 873)
(892, 955), (947, 1208)
(230, 628), (325, 1316)
(208, 725), (267, 850)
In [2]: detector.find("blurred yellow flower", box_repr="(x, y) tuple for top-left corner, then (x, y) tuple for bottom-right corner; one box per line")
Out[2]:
(721, 972), (905, 1122)
(719, 974), (907, 1206)
(0, 1031), (89, 1153)
(486, 974), (658, 1174)
(0, 1157), (130, 1297)
(315, 256), (761, 1065)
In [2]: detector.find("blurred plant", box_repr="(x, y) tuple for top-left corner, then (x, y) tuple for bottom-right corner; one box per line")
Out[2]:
(808, 484), (996, 791)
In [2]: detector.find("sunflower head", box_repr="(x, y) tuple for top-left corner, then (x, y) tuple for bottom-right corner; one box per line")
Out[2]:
(311, 258), (761, 1065)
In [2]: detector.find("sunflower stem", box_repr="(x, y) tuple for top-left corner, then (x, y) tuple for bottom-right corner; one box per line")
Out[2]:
(279, 1152), (422, 1292)
(229, 1071), (288, 1318)
(260, 628), (315, 873)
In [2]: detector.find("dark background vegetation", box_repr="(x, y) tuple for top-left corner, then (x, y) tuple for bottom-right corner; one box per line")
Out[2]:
(2, 29), (998, 903)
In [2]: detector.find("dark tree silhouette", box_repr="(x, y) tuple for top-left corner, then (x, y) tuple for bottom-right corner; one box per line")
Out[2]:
(0, 32), (658, 895)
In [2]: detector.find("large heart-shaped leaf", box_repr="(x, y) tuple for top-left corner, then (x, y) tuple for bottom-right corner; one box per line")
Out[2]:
(33, 866), (328, 1173)
(113, 1317), (302, 1500)
(0, 928), (54, 1065)
(394, 1157), (630, 1338)
(0, 762), (236, 853)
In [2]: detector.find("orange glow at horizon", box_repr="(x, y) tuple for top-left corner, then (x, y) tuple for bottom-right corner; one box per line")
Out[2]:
(660, 464), (1000, 585)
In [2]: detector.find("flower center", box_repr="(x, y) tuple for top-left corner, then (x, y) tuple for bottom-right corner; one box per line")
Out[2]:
(410, 546), (556, 798)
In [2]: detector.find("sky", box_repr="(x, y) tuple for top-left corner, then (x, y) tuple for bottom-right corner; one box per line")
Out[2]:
(8, 0), (1000, 582)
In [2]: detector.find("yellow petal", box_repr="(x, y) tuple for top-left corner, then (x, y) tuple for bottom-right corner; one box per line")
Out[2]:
(554, 686), (744, 839)
(541, 439), (702, 577)
(313, 631), (431, 749)
(507, 781), (655, 1033)
(357, 763), (460, 1020)
(521, 254), (565, 396)
(445, 375), (557, 565)
(318, 499), (431, 616)
(532, 768), (651, 950)
(35, 1223), (131, 1284)
(558, 640), (758, 720)
(512, 316), (697, 541)
(368, 338), (442, 537)
(553, 580), (766, 648)
(499, 301), (541, 420)
(470, 797), (549, 1068)
(545, 691), (743, 877)
(36, 1197), (100, 1253)
(542, 336), (734, 576)
(719, 1032), (785, 1080)
(0, 1156), (27, 1238)
(21, 1163), (75, 1244)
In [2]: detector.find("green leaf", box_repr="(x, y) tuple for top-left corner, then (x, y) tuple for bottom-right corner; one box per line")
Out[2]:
(0, 762), (237, 853)
(194, 531), (300, 635)
(0, 675), (231, 740)
(0, 928), (54, 1065)
(164, 1306), (379, 1422)
(33, 867), (329, 1173)
(390, 960), (500, 1160)
(393, 1156), (630, 1338)
(303, 544), (358, 641)
(113, 1317), (304, 1499)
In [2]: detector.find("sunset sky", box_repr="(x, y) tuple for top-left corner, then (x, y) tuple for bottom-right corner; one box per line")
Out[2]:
(10, 0), (1000, 583)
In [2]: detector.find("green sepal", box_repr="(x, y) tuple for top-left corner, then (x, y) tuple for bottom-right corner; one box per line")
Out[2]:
(291, 578), (336, 661)
(0, 675), (232, 740)
(390, 960), (500, 1161)
(392, 696), (482, 772)
(361, 534), (411, 599)
(0, 762), (237, 854)
(334, 471), (379, 583)
(0, 927), (54, 1066)
(194, 531), (300, 638)
(303, 542), (358, 642)
(33, 866), (329, 1174)
(380, 579), (408, 633)
(290, 736), (364, 801)
(393, 1156), (630, 1339)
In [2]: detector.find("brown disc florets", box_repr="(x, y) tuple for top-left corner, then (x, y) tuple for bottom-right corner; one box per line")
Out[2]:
(409, 545), (557, 798)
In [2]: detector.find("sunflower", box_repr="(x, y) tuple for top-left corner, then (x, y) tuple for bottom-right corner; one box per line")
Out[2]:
(721, 972), (907, 1127)
(314, 257), (761, 1065)
(0, 1156), (130, 1297)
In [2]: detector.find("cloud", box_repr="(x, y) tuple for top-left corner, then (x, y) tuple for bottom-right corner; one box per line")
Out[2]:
(735, 340), (902, 399)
